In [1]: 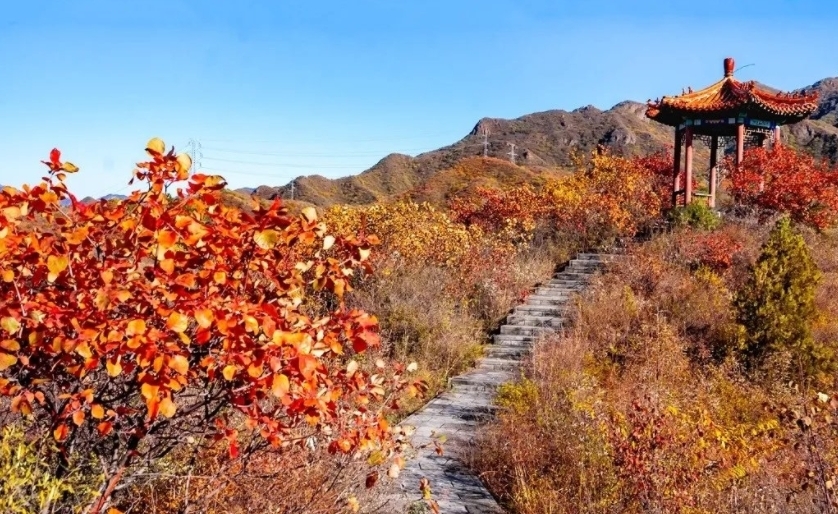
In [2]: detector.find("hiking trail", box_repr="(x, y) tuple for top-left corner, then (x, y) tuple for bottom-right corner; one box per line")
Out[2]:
(378, 253), (618, 513)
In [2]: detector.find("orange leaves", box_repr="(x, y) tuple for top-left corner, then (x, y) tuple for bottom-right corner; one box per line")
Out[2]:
(298, 354), (318, 380)
(126, 319), (147, 336)
(271, 373), (290, 398)
(145, 137), (166, 156)
(168, 354), (189, 375)
(187, 173), (227, 194)
(0, 339), (19, 351)
(166, 312), (189, 333)
(222, 365), (237, 381)
(47, 254), (69, 282)
(53, 423), (69, 442)
(195, 308), (214, 328)
(160, 258), (176, 274)
(253, 229), (280, 250)
(106, 358), (122, 377)
(0, 352), (17, 370)
(159, 396), (177, 418)
(0, 141), (410, 503)
(141, 383), (159, 400)
(91, 404), (105, 419)
(157, 229), (178, 249)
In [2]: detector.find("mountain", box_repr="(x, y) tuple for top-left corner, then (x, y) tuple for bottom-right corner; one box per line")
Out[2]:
(785, 78), (838, 163)
(250, 76), (837, 208)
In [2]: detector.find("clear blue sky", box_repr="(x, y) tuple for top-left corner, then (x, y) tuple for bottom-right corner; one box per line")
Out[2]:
(2, 0), (836, 198)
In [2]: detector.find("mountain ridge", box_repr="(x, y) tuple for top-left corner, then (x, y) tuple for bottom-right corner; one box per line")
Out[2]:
(78, 76), (838, 208)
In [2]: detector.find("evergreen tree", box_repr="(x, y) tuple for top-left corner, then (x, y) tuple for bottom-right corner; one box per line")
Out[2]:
(734, 217), (830, 376)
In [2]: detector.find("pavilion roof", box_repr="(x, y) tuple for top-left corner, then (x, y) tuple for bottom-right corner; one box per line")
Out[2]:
(645, 58), (819, 127)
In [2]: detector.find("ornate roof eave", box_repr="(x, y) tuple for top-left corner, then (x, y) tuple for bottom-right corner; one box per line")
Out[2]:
(644, 57), (819, 127)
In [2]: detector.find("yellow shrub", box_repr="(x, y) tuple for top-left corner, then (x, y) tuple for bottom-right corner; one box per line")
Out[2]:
(0, 425), (101, 514)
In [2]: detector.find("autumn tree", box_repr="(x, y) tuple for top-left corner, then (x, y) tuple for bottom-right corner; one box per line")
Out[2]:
(728, 146), (838, 230)
(0, 140), (414, 513)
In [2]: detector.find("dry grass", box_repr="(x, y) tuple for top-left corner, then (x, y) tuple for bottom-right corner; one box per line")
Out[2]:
(472, 220), (838, 514)
(125, 443), (369, 514)
(347, 241), (568, 401)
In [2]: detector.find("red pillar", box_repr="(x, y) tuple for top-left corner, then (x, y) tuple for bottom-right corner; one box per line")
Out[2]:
(672, 128), (682, 207)
(684, 127), (694, 205)
(709, 135), (718, 209)
(736, 123), (745, 166)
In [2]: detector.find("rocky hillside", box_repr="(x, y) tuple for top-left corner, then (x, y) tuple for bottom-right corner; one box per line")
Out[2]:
(256, 101), (676, 207)
(786, 78), (838, 163)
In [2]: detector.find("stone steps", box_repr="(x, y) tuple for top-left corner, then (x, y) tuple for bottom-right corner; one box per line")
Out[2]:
(499, 324), (555, 336)
(506, 314), (565, 327)
(492, 334), (536, 346)
(483, 345), (529, 359)
(380, 253), (616, 512)
(513, 304), (565, 315)
(526, 296), (571, 306)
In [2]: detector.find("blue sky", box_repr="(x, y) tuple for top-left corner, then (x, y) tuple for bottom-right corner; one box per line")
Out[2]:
(2, 0), (836, 198)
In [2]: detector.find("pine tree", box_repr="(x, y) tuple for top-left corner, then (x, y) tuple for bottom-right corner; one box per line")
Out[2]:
(734, 217), (830, 376)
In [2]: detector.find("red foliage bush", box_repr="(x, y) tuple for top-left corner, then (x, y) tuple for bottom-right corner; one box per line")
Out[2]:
(728, 146), (838, 230)
(0, 141), (415, 512)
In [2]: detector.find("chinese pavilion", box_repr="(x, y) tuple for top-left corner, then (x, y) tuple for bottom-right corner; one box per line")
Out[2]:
(645, 57), (819, 207)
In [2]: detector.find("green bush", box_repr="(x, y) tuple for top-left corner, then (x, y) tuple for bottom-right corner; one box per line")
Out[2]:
(669, 202), (721, 230)
(734, 217), (831, 377)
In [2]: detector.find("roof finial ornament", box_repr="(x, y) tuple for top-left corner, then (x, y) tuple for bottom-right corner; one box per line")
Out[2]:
(724, 57), (735, 77)
(687, 86), (693, 93)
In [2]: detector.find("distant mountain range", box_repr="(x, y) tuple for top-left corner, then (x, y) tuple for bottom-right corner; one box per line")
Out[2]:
(242, 76), (838, 208)
(64, 76), (838, 209)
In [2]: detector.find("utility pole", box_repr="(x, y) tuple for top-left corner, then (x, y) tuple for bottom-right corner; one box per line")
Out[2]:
(481, 128), (490, 157)
(290, 180), (295, 201)
(507, 142), (517, 164)
(186, 139), (202, 175)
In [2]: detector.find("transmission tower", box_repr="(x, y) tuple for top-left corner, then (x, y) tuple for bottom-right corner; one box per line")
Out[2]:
(507, 142), (517, 164)
(186, 139), (203, 175)
(481, 128), (490, 157)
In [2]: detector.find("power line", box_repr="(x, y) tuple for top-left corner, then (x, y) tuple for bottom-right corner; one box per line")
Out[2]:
(201, 166), (304, 178)
(198, 131), (465, 145)
(202, 156), (363, 169)
(200, 146), (434, 158)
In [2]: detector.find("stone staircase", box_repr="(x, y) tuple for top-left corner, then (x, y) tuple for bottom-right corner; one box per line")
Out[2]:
(377, 253), (617, 513)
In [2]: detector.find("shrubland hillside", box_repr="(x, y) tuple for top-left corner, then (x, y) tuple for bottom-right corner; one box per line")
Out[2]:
(3, 127), (838, 513)
(470, 147), (838, 513)
(0, 141), (672, 514)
